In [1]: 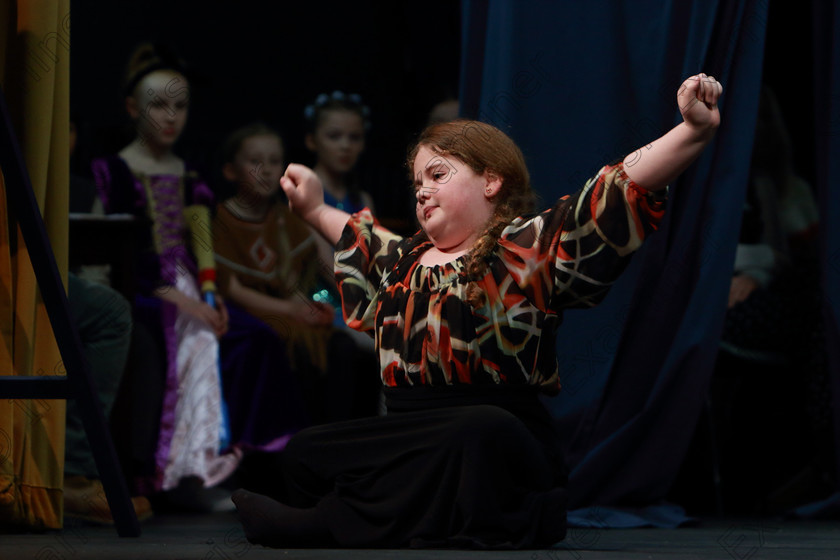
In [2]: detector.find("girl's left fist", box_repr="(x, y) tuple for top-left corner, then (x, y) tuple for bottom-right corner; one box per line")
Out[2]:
(678, 73), (722, 131)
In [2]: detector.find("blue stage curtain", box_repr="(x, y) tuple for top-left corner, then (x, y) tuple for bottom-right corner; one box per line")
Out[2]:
(459, 0), (773, 522)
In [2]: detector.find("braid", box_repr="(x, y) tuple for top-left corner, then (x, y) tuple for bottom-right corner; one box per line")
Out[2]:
(464, 199), (525, 308)
(465, 214), (507, 307)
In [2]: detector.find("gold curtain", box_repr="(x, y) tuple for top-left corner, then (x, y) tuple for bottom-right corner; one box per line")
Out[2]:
(0, 0), (70, 530)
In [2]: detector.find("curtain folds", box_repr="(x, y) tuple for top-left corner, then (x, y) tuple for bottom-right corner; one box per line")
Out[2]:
(1, 0), (70, 530)
(460, 0), (780, 520)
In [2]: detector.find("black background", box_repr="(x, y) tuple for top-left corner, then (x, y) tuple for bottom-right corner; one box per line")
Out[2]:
(69, 1), (815, 231)
(69, 1), (462, 229)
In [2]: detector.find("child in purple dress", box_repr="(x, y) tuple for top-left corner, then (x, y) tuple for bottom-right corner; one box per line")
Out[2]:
(93, 43), (238, 511)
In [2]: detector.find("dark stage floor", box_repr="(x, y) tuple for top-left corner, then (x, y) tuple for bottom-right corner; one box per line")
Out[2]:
(2, 513), (839, 560)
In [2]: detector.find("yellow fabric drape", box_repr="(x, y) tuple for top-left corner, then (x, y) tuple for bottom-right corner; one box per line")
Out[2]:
(0, 0), (70, 530)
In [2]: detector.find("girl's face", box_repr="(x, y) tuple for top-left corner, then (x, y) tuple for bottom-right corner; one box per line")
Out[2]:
(223, 134), (285, 201)
(412, 145), (500, 252)
(306, 109), (365, 175)
(127, 69), (190, 151)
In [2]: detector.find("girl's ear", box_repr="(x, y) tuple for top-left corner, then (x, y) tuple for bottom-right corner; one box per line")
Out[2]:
(222, 161), (238, 183)
(125, 96), (139, 120)
(484, 171), (503, 199)
(304, 133), (317, 152)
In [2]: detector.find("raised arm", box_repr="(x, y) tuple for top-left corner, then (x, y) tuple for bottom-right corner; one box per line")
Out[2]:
(623, 73), (722, 191)
(280, 163), (351, 245)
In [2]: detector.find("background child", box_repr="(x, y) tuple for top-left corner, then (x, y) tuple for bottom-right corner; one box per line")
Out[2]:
(214, 122), (379, 429)
(303, 91), (380, 360)
(304, 91), (374, 213)
(92, 42), (239, 512)
(232, 73), (723, 549)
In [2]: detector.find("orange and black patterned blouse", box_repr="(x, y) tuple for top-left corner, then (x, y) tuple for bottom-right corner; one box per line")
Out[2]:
(335, 162), (667, 394)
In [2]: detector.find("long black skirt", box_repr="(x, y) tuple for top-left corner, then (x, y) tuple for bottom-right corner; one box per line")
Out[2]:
(280, 385), (568, 549)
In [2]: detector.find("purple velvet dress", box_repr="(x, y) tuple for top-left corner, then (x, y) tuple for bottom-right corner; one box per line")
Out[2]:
(93, 155), (241, 493)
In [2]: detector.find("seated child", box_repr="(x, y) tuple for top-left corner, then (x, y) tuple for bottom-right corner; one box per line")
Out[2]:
(214, 122), (379, 427)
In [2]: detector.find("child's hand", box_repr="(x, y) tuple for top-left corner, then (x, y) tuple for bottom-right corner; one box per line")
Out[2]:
(280, 163), (324, 219)
(180, 298), (229, 337)
(214, 294), (230, 337)
(155, 286), (229, 337)
(677, 73), (722, 132)
(290, 299), (335, 327)
(281, 163), (350, 244)
(728, 274), (759, 309)
(308, 301), (336, 327)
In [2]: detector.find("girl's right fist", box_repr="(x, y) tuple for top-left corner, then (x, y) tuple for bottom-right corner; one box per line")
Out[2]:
(280, 163), (324, 217)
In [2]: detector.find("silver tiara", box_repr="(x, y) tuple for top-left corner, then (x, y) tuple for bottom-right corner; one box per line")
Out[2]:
(304, 90), (371, 129)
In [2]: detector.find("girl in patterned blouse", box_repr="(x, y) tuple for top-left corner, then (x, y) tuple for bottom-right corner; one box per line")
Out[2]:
(232, 74), (723, 549)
